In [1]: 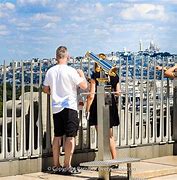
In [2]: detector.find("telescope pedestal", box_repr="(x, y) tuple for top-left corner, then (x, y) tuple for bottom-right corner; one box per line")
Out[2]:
(97, 85), (110, 179)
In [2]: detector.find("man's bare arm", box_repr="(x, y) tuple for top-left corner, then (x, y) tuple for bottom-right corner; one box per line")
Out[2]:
(165, 65), (177, 78)
(77, 69), (88, 90)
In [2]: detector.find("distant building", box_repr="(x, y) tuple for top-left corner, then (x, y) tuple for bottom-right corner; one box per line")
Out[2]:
(147, 40), (160, 52)
(139, 39), (143, 51)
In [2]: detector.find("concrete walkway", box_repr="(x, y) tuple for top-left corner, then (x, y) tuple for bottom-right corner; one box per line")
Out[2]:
(1, 156), (177, 180)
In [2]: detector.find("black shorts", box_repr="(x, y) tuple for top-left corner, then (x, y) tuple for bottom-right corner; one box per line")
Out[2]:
(53, 108), (79, 137)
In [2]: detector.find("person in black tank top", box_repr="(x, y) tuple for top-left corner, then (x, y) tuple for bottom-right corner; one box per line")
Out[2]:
(86, 62), (121, 160)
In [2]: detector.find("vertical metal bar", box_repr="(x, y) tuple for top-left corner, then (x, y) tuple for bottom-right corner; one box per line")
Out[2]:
(73, 57), (75, 68)
(20, 61), (26, 158)
(132, 55), (136, 145)
(124, 56), (129, 145)
(169, 78), (174, 142)
(146, 56), (150, 144)
(172, 79), (177, 143)
(80, 58), (83, 70)
(160, 58), (164, 143)
(152, 59), (157, 143)
(86, 120), (90, 149)
(139, 56), (144, 144)
(118, 57), (122, 146)
(2, 61), (7, 159)
(78, 110), (83, 150)
(11, 61), (17, 158)
(29, 61), (34, 156)
(164, 58), (169, 142)
(81, 110), (84, 150)
(46, 95), (52, 153)
(90, 126), (97, 149)
(38, 61), (43, 155)
(50, 96), (53, 152)
(127, 163), (132, 180)
(88, 58), (91, 79)
(166, 78), (170, 141)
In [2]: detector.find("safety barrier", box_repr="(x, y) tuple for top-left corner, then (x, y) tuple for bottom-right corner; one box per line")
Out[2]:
(0, 55), (175, 161)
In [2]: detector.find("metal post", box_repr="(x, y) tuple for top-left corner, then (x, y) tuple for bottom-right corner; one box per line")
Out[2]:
(172, 79), (177, 150)
(12, 61), (16, 157)
(38, 61), (43, 155)
(2, 61), (7, 159)
(97, 85), (110, 179)
(20, 61), (26, 158)
(29, 62), (34, 156)
(127, 163), (132, 180)
(88, 58), (91, 79)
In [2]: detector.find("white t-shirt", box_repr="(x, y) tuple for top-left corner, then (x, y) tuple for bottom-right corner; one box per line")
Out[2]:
(43, 64), (84, 114)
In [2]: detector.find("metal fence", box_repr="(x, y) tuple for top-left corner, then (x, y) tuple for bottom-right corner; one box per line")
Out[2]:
(0, 55), (175, 161)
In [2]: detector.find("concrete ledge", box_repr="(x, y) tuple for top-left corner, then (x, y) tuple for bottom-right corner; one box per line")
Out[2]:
(1, 156), (177, 179)
(118, 142), (174, 159)
(0, 158), (42, 177)
(0, 151), (96, 177)
(0, 142), (175, 177)
(111, 156), (177, 179)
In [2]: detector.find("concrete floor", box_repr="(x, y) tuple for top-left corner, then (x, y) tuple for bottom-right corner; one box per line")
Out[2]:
(1, 156), (177, 180)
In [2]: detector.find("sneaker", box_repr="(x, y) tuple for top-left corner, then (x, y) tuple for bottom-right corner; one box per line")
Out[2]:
(110, 165), (119, 169)
(51, 166), (63, 174)
(61, 166), (81, 175)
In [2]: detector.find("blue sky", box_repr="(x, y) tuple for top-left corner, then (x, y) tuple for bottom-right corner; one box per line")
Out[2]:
(0, 0), (177, 63)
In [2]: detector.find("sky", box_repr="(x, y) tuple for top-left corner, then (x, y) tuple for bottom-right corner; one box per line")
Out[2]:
(0, 0), (177, 63)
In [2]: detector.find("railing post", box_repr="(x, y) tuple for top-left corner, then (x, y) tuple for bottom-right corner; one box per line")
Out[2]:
(2, 61), (7, 159)
(173, 79), (177, 152)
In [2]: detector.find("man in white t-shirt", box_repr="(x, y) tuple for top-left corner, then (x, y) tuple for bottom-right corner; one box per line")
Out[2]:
(43, 46), (87, 174)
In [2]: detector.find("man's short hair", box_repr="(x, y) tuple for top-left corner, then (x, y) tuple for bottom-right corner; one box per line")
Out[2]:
(56, 46), (68, 60)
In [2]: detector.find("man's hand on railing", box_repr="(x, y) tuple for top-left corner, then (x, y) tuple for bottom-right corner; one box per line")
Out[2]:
(43, 85), (51, 95)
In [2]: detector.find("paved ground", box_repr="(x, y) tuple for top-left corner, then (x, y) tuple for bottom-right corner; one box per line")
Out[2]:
(1, 156), (177, 180)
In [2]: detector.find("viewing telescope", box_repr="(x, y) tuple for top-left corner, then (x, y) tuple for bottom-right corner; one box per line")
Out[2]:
(85, 51), (117, 77)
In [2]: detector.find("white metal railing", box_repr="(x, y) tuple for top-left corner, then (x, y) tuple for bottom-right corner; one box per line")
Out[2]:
(0, 55), (175, 161)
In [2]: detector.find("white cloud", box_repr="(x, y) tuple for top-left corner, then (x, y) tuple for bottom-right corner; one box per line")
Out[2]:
(17, 0), (49, 6)
(120, 4), (167, 21)
(94, 28), (110, 36)
(32, 13), (60, 22)
(95, 3), (104, 12)
(0, 2), (15, 10)
(105, 17), (114, 23)
(30, 36), (53, 43)
(43, 23), (56, 29)
(162, 0), (177, 5)
(71, 2), (105, 22)
(111, 23), (154, 32)
(72, 16), (87, 22)
(0, 25), (9, 36)
(0, 12), (5, 18)
(9, 18), (31, 31)
(0, 25), (6, 31)
(0, 2), (15, 17)
(8, 48), (29, 56)
(67, 23), (79, 29)
(108, 2), (130, 8)
(17, 22), (31, 27)
(57, 2), (67, 9)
